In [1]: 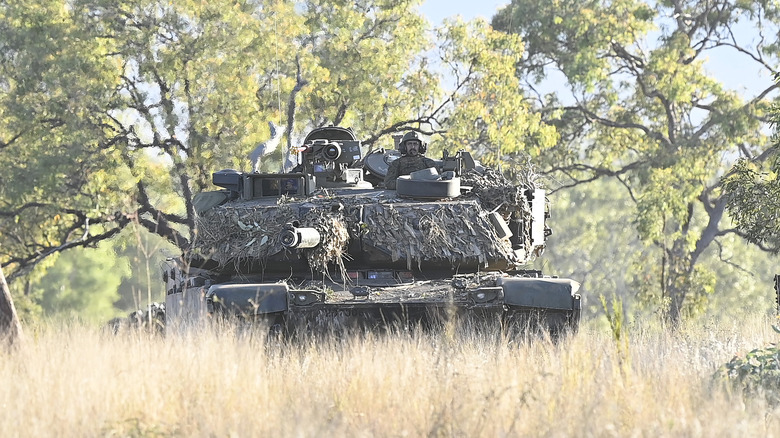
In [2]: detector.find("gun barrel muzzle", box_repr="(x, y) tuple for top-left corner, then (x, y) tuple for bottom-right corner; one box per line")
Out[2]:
(280, 224), (321, 249)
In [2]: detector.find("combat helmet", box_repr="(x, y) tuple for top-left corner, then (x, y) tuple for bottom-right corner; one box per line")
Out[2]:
(399, 131), (427, 154)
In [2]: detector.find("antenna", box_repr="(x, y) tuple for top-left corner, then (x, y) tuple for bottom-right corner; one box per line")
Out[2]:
(499, 3), (518, 173)
(274, 7), (283, 172)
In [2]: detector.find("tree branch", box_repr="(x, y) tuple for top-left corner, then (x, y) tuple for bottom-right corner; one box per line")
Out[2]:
(544, 160), (648, 195)
(566, 104), (672, 149)
(2, 213), (131, 284)
(362, 61), (476, 148)
(0, 131), (23, 151)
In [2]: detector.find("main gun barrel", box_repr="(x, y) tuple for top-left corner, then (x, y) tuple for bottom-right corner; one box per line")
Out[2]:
(280, 222), (321, 249)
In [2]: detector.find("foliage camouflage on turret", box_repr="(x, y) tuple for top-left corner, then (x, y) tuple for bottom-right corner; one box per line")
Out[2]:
(191, 167), (536, 272)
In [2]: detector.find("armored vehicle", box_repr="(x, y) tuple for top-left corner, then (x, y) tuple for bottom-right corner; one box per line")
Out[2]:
(161, 126), (582, 336)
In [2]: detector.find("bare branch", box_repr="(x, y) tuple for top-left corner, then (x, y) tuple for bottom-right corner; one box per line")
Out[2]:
(566, 104), (672, 149)
(724, 228), (780, 254)
(362, 61), (476, 148)
(0, 203), (51, 218)
(544, 160), (648, 194)
(2, 213), (131, 284)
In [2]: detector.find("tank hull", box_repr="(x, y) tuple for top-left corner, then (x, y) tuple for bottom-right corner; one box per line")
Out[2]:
(164, 272), (582, 337)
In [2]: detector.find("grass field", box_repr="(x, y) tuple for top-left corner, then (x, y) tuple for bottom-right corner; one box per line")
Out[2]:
(1, 315), (778, 437)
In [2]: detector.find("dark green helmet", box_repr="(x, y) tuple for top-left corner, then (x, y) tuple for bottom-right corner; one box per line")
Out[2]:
(399, 131), (427, 154)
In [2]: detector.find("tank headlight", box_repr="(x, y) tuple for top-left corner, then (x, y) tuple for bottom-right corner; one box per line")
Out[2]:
(451, 278), (468, 290)
(350, 286), (370, 298)
(290, 290), (325, 306)
(468, 287), (504, 304)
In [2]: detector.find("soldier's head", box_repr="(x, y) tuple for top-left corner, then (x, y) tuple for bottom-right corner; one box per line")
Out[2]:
(399, 131), (427, 156)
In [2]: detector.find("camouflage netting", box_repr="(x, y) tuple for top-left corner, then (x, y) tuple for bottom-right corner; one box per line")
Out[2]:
(193, 201), (351, 271)
(461, 167), (532, 213)
(300, 208), (349, 273)
(192, 165), (540, 272)
(461, 167), (537, 254)
(193, 202), (298, 265)
(361, 201), (518, 269)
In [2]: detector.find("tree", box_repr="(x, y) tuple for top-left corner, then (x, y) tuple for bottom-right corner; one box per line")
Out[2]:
(493, 0), (779, 322)
(0, 266), (22, 347)
(32, 244), (131, 322)
(293, 0), (434, 143)
(431, 18), (559, 167)
(724, 92), (780, 251)
(725, 152), (780, 249)
(0, 0), (127, 285)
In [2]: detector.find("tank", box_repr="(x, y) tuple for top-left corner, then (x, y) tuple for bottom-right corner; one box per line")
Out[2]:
(161, 126), (582, 336)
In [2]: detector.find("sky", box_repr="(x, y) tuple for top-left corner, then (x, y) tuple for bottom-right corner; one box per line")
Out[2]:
(418, 0), (772, 97)
(419, 0), (508, 24)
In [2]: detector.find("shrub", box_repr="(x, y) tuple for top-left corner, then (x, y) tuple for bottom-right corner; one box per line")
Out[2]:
(716, 326), (780, 405)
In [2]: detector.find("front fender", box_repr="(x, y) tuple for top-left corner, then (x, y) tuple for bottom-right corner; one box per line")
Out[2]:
(206, 283), (289, 315)
(498, 277), (581, 311)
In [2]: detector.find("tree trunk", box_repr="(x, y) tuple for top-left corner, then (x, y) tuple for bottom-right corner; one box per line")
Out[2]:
(663, 239), (696, 327)
(0, 265), (22, 347)
(666, 283), (687, 327)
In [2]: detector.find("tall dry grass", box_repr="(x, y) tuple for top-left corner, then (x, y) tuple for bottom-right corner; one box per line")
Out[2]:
(0, 316), (778, 437)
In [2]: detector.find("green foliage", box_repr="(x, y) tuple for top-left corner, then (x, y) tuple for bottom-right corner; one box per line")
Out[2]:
(296, 0), (433, 137)
(11, 293), (44, 324)
(600, 294), (631, 376)
(601, 294), (627, 343)
(492, 0), (655, 88)
(716, 341), (780, 405)
(32, 244), (131, 323)
(111, 225), (173, 311)
(537, 156), (778, 323)
(16, 226), (171, 321)
(724, 155), (780, 252)
(434, 19), (558, 163)
(0, 0), (125, 272)
(703, 236), (780, 321)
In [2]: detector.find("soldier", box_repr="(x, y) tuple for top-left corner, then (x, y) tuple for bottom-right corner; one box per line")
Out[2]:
(384, 131), (436, 189)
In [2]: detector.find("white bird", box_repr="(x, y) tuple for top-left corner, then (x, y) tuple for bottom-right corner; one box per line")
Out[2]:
(249, 121), (284, 173)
